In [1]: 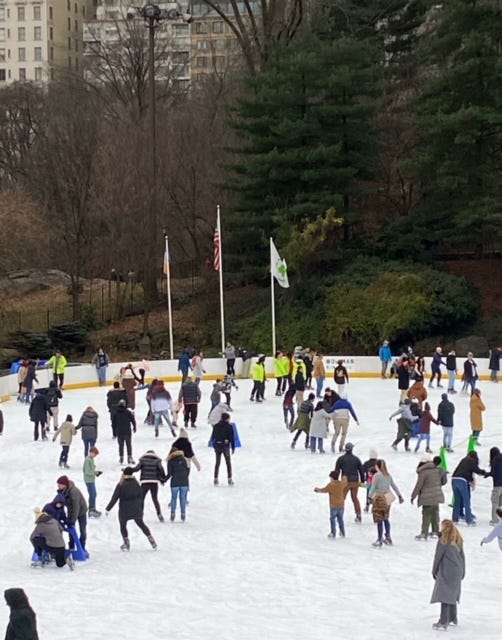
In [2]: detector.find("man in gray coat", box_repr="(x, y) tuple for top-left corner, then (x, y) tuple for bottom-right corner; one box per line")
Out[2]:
(411, 455), (447, 540)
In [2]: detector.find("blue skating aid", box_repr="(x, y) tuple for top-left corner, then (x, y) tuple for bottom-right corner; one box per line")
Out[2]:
(66, 525), (89, 561)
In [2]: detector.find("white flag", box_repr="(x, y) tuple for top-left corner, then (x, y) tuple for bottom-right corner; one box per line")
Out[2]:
(270, 238), (289, 288)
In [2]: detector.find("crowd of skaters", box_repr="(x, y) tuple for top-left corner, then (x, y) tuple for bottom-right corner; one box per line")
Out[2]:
(3, 341), (502, 637)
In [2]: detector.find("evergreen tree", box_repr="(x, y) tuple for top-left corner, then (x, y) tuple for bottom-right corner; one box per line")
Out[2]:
(226, 34), (380, 277)
(411, 0), (502, 250)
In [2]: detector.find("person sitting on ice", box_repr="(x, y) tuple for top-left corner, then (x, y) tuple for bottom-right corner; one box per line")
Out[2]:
(209, 401), (231, 427)
(481, 507), (502, 551)
(30, 508), (74, 570)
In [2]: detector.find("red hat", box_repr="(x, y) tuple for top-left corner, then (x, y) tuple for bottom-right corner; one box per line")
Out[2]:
(57, 475), (70, 487)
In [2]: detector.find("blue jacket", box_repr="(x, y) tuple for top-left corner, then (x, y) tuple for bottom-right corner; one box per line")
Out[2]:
(329, 398), (358, 422)
(177, 352), (191, 373)
(379, 345), (392, 362)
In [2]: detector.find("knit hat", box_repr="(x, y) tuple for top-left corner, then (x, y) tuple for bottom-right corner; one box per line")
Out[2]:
(53, 493), (66, 506)
(179, 427), (189, 438)
(420, 453), (432, 463)
(122, 467), (135, 476)
(57, 475), (69, 487)
(345, 442), (354, 452)
(441, 393), (448, 400)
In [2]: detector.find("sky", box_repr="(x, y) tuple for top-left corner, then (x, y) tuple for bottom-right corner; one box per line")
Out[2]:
(0, 376), (500, 640)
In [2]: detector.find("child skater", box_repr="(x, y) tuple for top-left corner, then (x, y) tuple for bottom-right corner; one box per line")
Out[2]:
(414, 402), (438, 453)
(290, 392), (315, 450)
(282, 384), (296, 430)
(314, 471), (348, 538)
(481, 507), (502, 551)
(53, 414), (76, 468)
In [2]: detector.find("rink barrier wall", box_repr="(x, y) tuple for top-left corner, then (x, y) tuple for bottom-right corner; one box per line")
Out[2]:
(0, 356), (494, 401)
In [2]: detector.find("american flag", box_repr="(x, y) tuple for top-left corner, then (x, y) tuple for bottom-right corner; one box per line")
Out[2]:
(213, 227), (220, 271)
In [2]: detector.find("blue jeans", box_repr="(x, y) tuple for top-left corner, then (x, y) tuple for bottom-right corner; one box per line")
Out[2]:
(316, 377), (325, 397)
(330, 507), (345, 536)
(97, 366), (107, 384)
(442, 427), (453, 449)
(154, 410), (172, 429)
(414, 434), (430, 451)
(83, 438), (96, 457)
(310, 436), (324, 453)
(86, 482), (97, 510)
(447, 369), (456, 391)
(171, 486), (188, 515)
(283, 405), (295, 428)
(452, 477), (473, 524)
(466, 378), (477, 395)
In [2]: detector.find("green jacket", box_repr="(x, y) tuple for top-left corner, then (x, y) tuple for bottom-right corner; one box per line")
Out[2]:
(252, 362), (266, 382)
(83, 455), (97, 483)
(47, 354), (67, 374)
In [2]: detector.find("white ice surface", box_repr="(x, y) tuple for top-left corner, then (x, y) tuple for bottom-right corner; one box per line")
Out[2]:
(0, 378), (500, 640)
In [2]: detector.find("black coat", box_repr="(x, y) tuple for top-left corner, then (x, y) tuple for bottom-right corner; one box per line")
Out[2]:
(172, 437), (195, 460)
(44, 384), (63, 408)
(179, 381), (201, 405)
(131, 452), (166, 483)
(452, 453), (486, 482)
(333, 452), (365, 483)
(4, 588), (39, 640)
(211, 420), (235, 451)
(114, 406), (136, 436)
(106, 476), (143, 521)
(166, 451), (190, 487)
(437, 399), (455, 427)
(29, 394), (51, 423)
(489, 349), (501, 371)
(107, 388), (128, 413)
(397, 364), (410, 390)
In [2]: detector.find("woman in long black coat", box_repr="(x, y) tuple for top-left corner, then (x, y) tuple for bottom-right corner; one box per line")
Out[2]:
(105, 467), (157, 552)
(430, 519), (466, 630)
(4, 588), (39, 640)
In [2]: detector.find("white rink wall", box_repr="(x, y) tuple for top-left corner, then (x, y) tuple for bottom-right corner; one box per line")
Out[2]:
(0, 356), (492, 399)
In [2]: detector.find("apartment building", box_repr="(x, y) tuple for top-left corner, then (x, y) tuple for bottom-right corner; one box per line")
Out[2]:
(83, 1), (191, 88)
(0, 0), (96, 85)
(190, 1), (242, 82)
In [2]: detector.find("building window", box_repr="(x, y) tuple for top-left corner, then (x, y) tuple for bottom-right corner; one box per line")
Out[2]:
(68, 17), (71, 30)
(74, 3), (78, 13)
(195, 22), (209, 34)
(34, 46), (42, 61)
(50, 68), (55, 80)
(196, 40), (208, 50)
(214, 39), (226, 50)
(17, 6), (25, 21)
(215, 55), (226, 69)
(18, 47), (25, 61)
(0, 69), (5, 82)
(34, 6), (42, 21)
(68, 37), (71, 49)
(212, 21), (224, 33)
(75, 57), (78, 70)
(35, 67), (42, 81)
(75, 20), (78, 32)
(18, 27), (25, 42)
(50, 27), (53, 40)
(34, 26), (42, 41)
(68, 56), (71, 69)
(49, 6), (53, 20)
(82, 5), (86, 16)
(49, 46), (54, 61)
(75, 39), (78, 52)
(0, 8), (5, 21)
(67, 0), (70, 10)
(195, 56), (207, 68)
(0, 49), (5, 62)
(0, 29), (5, 42)
(19, 67), (26, 81)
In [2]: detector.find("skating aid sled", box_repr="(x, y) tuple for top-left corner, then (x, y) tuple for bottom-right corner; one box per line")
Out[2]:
(31, 525), (89, 566)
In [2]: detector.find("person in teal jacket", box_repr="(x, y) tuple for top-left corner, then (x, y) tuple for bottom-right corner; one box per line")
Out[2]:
(379, 341), (392, 379)
(83, 447), (102, 518)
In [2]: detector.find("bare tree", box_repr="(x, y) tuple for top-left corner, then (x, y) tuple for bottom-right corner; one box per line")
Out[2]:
(25, 78), (103, 320)
(199, 0), (305, 74)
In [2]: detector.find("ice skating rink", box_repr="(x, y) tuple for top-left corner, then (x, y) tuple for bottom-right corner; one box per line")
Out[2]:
(0, 377), (500, 639)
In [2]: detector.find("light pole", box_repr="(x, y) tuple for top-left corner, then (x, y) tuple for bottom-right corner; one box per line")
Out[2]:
(127, 4), (193, 334)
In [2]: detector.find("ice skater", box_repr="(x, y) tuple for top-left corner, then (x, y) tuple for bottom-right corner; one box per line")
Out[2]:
(314, 471), (347, 538)
(431, 519), (465, 630)
(480, 507), (502, 550)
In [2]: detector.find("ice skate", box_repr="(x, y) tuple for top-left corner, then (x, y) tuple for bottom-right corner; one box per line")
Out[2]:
(65, 554), (75, 571)
(120, 538), (130, 551)
(228, 477), (234, 486)
(372, 539), (383, 548)
(148, 535), (157, 549)
(415, 533), (427, 541)
(383, 535), (393, 545)
(432, 622), (448, 631)
(157, 513), (164, 522)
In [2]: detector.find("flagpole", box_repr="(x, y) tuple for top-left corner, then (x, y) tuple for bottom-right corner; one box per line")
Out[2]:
(165, 234), (174, 360)
(217, 205), (226, 354)
(270, 237), (276, 356)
